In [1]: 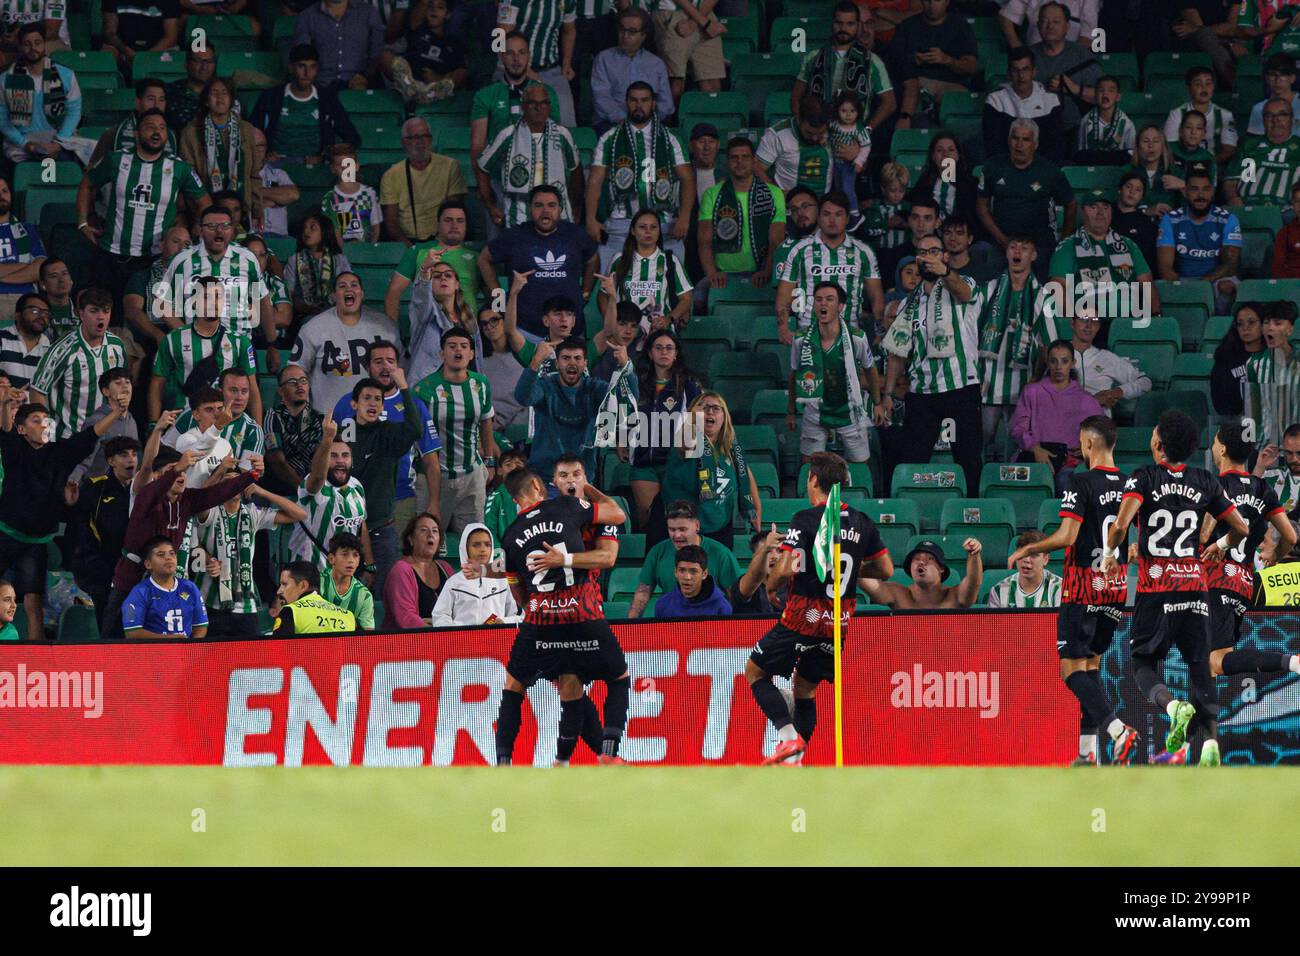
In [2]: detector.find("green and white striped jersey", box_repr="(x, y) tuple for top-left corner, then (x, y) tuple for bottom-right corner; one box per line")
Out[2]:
(188, 502), (279, 614)
(1245, 347), (1300, 445)
(610, 248), (692, 318)
(108, 114), (178, 156)
(87, 149), (207, 257)
(1163, 101), (1238, 153)
(291, 477), (368, 573)
(976, 280), (1060, 406)
(501, 0), (576, 70)
(987, 570), (1063, 608)
(28, 329), (127, 440)
(1226, 136), (1300, 207)
(159, 243), (269, 339)
(267, 270), (290, 308)
(896, 277), (981, 395)
(152, 324), (256, 406)
(780, 232), (880, 330)
(167, 411), (265, 461)
(413, 370), (494, 478)
(1264, 467), (1300, 513)
(479, 121), (580, 226)
(320, 572), (376, 630)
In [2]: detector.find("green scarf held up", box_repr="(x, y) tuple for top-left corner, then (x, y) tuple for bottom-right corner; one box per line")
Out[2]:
(978, 270), (1042, 367)
(607, 117), (679, 214)
(711, 176), (776, 263)
(794, 319), (868, 427)
(807, 42), (875, 106)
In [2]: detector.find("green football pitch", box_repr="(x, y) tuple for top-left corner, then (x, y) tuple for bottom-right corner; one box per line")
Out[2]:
(2, 766), (1297, 866)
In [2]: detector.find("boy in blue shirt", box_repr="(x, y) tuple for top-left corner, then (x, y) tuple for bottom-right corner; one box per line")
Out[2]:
(121, 536), (209, 639)
(653, 544), (733, 618)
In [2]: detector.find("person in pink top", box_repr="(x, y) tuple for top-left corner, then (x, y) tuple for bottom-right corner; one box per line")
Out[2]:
(383, 511), (455, 630)
(1010, 338), (1104, 492)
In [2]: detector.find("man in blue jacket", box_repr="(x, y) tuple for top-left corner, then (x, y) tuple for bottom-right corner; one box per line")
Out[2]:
(514, 336), (637, 481)
(653, 544), (733, 618)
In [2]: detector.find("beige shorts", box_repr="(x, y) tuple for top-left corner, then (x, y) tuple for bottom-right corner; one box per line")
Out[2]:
(654, 11), (727, 81)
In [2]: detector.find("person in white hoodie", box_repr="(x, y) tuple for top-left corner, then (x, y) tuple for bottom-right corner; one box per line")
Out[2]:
(430, 522), (521, 627)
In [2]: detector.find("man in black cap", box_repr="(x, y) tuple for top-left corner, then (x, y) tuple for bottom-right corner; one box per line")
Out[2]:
(862, 537), (983, 609)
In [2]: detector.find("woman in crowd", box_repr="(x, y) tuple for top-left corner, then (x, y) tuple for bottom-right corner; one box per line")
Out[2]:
(600, 209), (693, 332)
(906, 131), (980, 234)
(284, 213), (352, 321)
(430, 523), (520, 626)
(476, 305), (527, 432)
(1111, 171), (1158, 269)
(406, 258), (483, 385)
(179, 76), (261, 227)
(1010, 340), (1104, 492)
(628, 327), (703, 536)
(383, 512), (456, 630)
(1212, 302), (1267, 416)
(659, 391), (759, 550)
(1126, 124), (1176, 220)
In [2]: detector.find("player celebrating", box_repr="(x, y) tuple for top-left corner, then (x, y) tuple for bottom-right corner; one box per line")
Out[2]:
(745, 452), (893, 765)
(1102, 410), (1248, 764)
(1007, 415), (1139, 766)
(1165, 422), (1300, 765)
(496, 468), (629, 766)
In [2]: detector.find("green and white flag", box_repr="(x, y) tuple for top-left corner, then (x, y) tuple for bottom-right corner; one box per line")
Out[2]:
(813, 482), (841, 582)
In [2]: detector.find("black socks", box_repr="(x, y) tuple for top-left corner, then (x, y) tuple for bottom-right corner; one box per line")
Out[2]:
(495, 689), (524, 766)
(557, 697), (584, 762)
(749, 676), (792, 731)
(1221, 649), (1290, 675)
(792, 697), (817, 742)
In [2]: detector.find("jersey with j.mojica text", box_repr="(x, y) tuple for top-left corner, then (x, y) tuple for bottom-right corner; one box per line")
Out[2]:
(503, 494), (606, 624)
(1124, 462), (1237, 594)
(779, 503), (886, 638)
(1207, 469), (1282, 598)
(1059, 465), (1129, 605)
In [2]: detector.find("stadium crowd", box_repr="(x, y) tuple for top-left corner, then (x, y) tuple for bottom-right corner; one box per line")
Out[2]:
(5, 0), (1300, 642)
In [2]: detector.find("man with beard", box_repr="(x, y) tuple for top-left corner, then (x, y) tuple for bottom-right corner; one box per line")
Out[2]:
(0, 25), (82, 164)
(1156, 168), (1242, 316)
(757, 95), (833, 195)
(862, 538), (982, 610)
(77, 109), (210, 301)
(69, 434), (142, 627)
(469, 31), (561, 174)
(28, 287), (127, 441)
(1254, 423), (1300, 512)
(772, 187), (819, 283)
(792, 2), (895, 128)
(291, 409), (372, 576)
(88, 77), (177, 169)
(290, 270), (396, 415)
(776, 191), (883, 345)
(0, 175), (45, 321)
(587, 82), (693, 273)
(387, 200), (482, 320)
(380, 116), (467, 245)
(0, 292), (50, 386)
(481, 185), (598, 341)
(38, 257), (75, 339)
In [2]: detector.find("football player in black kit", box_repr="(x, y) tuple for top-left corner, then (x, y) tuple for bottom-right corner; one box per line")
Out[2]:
(745, 452), (894, 765)
(1154, 422), (1300, 765)
(495, 468), (630, 766)
(1103, 410), (1249, 765)
(1007, 415), (1140, 766)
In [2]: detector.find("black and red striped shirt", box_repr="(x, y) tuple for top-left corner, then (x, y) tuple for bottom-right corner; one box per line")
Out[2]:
(778, 502), (886, 638)
(1059, 465), (1128, 606)
(503, 495), (607, 624)
(1207, 470), (1283, 598)
(1124, 462), (1236, 594)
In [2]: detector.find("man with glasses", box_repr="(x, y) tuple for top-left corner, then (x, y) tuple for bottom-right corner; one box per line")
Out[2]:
(1248, 54), (1300, 139)
(1254, 423), (1300, 512)
(263, 364), (324, 499)
(477, 83), (583, 230)
(0, 293), (50, 386)
(1067, 304), (1151, 417)
(772, 187), (819, 283)
(165, 44), (216, 132)
(591, 7), (673, 133)
(1225, 98), (1300, 210)
(380, 117), (467, 245)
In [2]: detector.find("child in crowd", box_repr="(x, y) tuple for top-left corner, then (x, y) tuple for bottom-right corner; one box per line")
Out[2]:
(1075, 75), (1135, 166)
(430, 523), (521, 626)
(828, 90), (872, 215)
(321, 143), (384, 244)
(863, 162), (910, 250)
(1168, 110), (1218, 193)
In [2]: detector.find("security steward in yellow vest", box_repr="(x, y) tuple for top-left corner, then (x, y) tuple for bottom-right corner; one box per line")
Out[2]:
(273, 561), (357, 635)
(1254, 518), (1300, 607)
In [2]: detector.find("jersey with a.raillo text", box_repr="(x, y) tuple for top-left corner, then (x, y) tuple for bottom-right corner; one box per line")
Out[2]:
(1123, 462), (1236, 594)
(503, 495), (606, 624)
(1059, 465), (1128, 605)
(779, 503), (886, 638)
(1207, 470), (1282, 598)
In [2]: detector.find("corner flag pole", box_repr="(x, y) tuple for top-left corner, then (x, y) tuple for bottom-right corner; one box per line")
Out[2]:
(833, 538), (843, 768)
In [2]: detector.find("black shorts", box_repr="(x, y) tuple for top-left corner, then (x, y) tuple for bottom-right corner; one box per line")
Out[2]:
(1130, 592), (1211, 663)
(0, 532), (47, 598)
(1209, 589), (1249, 652)
(1056, 603), (1123, 659)
(749, 622), (837, 685)
(506, 619), (628, 686)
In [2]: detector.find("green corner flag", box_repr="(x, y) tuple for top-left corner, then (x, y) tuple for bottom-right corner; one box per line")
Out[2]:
(813, 482), (841, 580)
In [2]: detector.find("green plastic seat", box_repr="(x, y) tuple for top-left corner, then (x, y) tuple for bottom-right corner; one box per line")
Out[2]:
(679, 91), (748, 131)
(892, 127), (938, 158)
(1170, 352), (1214, 391)
(735, 424), (779, 471)
(1200, 314), (1233, 353)
(1108, 315), (1182, 351)
(14, 161), (83, 192)
(979, 462), (1055, 531)
(1063, 165), (1124, 190)
(1113, 342), (1177, 388)
(750, 462), (780, 500)
(892, 463), (967, 533)
(758, 496), (807, 529)
(81, 87), (135, 124)
(680, 316), (736, 352)
(730, 53), (801, 120)
(707, 279), (775, 313)
(858, 497), (920, 561)
(53, 50), (117, 75)
(56, 604), (99, 643)
(940, 497), (1017, 564)
(1096, 52), (1139, 83)
(752, 389), (789, 430)
(707, 350), (784, 388)
(1134, 390), (1209, 429)
(1038, 498), (1065, 535)
(24, 187), (79, 227)
(343, 241), (407, 266)
(617, 533), (646, 565)
(770, 17), (831, 55)
(1238, 278), (1300, 302)
(1155, 280), (1213, 316)
(1145, 51), (1213, 80)
(608, 567), (642, 600)
(222, 51), (283, 82)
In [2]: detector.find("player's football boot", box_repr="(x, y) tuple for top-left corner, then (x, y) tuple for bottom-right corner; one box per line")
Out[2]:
(1151, 744), (1188, 765)
(1165, 700), (1196, 752)
(1070, 753), (1097, 766)
(763, 735), (807, 766)
(597, 755), (626, 765)
(1198, 739), (1221, 767)
(1108, 725), (1140, 766)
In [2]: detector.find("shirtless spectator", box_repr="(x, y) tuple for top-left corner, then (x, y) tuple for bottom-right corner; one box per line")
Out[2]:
(861, 538), (982, 609)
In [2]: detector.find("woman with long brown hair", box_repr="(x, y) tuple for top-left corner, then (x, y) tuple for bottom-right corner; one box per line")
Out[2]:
(628, 327), (703, 531)
(383, 512), (457, 630)
(179, 76), (261, 225)
(407, 256), (483, 385)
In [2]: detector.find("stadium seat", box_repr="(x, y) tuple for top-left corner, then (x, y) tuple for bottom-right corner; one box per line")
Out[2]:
(340, 88), (404, 120)
(707, 279), (774, 313)
(1200, 314), (1232, 353)
(56, 605), (99, 643)
(1037, 498), (1064, 536)
(343, 242), (407, 266)
(1238, 205), (1283, 275)
(719, 13), (761, 55)
(1134, 390), (1209, 430)
(1113, 342), (1176, 388)
(763, 90), (793, 127)
(752, 389), (789, 430)
(748, 315), (782, 349)
(978, 569), (1016, 605)
(1154, 280), (1213, 317)
(14, 161), (82, 192)
(892, 464), (967, 532)
(770, 17), (831, 55)
(608, 567), (641, 600)
(856, 498), (919, 560)
(53, 49), (117, 76)
(1145, 51), (1212, 80)
(81, 87), (135, 125)
(133, 51), (188, 82)
(1170, 352), (1214, 391)
(187, 15), (259, 52)
(714, 377), (755, 421)
(940, 498), (1017, 564)
(679, 91), (748, 132)
(680, 316), (735, 352)
(604, 601), (633, 620)
(710, 302), (765, 338)
(24, 188), (79, 228)
(265, 236), (297, 263)
(222, 51), (283, 83)
(1238, 278), (1300, 303)
(1063, 165), (1124, 191)
(735, 425), (779, 470)
(414, 91), (473, 122)
(39, 202), (80, 240)
(1096, 52), (1139, 85)
(750, 462), (780, 500)
(891, 128), (938, 159)
(1108, 315), (1181, 351)
(729, 53), (801, 121)
(759, 496), (807, 529)
(707, 350), (784, 388)
(618, 533), (646, 565)
(979, 462), (1055, 531)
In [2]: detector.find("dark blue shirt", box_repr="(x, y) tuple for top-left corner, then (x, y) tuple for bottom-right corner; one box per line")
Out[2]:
(487, 221), (597, 338)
